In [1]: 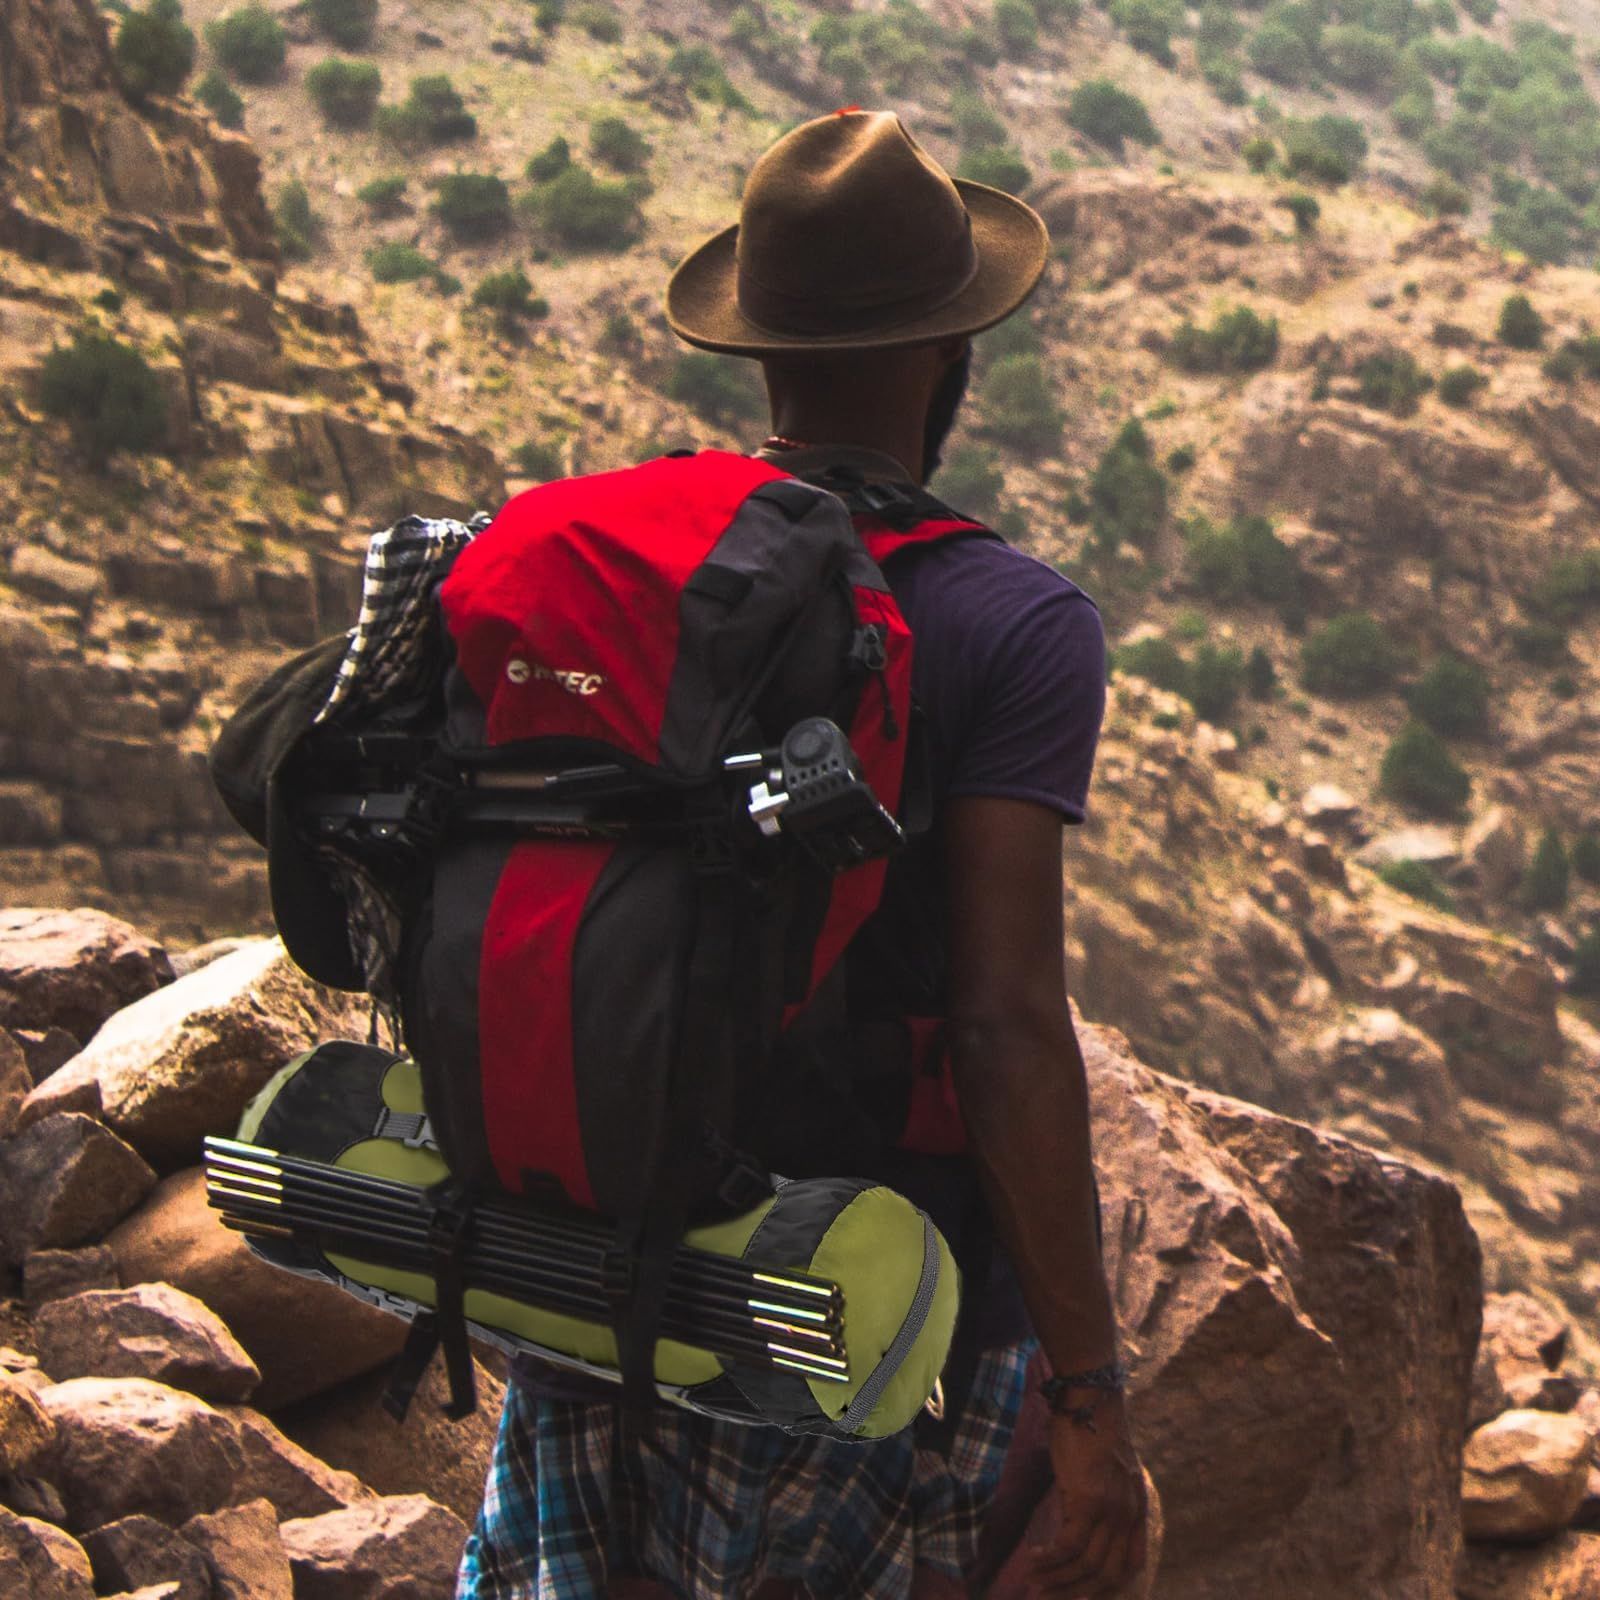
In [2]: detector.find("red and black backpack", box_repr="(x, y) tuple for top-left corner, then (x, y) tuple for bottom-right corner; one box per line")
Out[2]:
(213, 447), (995, 1405)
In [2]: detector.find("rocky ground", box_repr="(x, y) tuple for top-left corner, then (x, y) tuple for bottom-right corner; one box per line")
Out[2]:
(0, 905), (1521, 1598)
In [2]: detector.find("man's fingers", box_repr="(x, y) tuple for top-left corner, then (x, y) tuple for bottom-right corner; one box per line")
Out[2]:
(1033, 1515), (1115, 1592)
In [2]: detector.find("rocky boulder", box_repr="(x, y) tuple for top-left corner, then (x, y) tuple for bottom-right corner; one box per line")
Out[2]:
(33, 1283), (260, 1401)
(223, 1407), (375, 1521)
(1462, 1410), (1594, 1541)
(279, 1495), (470, 1600)
(1457, 1532), (1600, 1600)
(0, 1506), (95, 1600)
(0, 1368), (54, 1474)
(181, 1499), (293, 1600)
(0, 1113), (156, 1265)
(106, 1168), (409, 1410)
(1081, 1022), (1480, 1598)
(0, 910), (171, 1045)
(81, 1517), (212, 1600)
(23, 939), (366, 1169)
(37, 1377), (247, 1531)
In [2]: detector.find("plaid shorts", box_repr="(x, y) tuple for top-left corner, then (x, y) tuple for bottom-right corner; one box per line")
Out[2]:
(456, 1340), (1037, 1599)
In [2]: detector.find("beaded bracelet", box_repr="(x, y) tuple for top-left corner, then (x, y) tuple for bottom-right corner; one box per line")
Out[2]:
(1039, 1360), (1128, 1430)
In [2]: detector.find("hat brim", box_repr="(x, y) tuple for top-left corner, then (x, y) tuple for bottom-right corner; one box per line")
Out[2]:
(664, 180), (1050, 356)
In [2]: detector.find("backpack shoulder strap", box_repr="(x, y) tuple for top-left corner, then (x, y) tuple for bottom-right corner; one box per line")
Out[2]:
(808, 465), (1001, 564)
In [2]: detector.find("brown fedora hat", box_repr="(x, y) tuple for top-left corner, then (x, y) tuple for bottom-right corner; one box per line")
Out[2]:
(665, 109), (1050, 356)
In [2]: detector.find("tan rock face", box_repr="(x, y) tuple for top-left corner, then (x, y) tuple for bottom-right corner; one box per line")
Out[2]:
(0, 1368), (55, 1474)
(0, 909), (171, 1045)
(181, 1498), (293, 1600)
(37, 1376), (248, 1531)
(222, 1407), (375, 1521)
(23, 939), (366, 1169)
(1456, 1530), (1600, 1600)
(1462, 1410), (1594, 1541)
(34, 1283), (261, 1401)
(106, 1167), (409, 1410)
(0, 1112), (157, 1265)
(0, 1506), (95, 1600)
(80, 1516), (212, 1600)
(278, 1495), (470, 1600)
(1079, 1023), (1480, 1599)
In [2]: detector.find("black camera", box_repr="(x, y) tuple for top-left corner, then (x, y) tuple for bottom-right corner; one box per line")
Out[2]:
(746, 718), (906, 874)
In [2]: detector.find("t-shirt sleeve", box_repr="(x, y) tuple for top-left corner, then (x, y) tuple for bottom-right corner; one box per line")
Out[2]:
(941, 566), (1107, 824)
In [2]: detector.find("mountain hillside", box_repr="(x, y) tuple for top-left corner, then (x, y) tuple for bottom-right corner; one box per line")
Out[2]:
(5, 0), (1600, 1422)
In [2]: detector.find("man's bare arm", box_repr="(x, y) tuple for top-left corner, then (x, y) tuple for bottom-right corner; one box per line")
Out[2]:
(943, 794), (1146, 1596)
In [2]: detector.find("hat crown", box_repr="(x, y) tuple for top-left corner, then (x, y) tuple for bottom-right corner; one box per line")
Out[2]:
(734, 111), (978, 338)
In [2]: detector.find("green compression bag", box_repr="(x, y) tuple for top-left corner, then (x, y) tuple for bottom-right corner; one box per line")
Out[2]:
(208, 1041), (961, 1440)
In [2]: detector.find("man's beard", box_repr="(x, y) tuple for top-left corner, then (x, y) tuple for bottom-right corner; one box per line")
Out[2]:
(920, 346), (972, 485)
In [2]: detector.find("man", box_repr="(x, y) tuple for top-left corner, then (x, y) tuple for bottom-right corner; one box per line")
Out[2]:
(459, 109), (1147, 1599)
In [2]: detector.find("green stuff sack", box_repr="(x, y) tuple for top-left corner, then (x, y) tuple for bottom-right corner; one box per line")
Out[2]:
(216, 1042), (960, 1440)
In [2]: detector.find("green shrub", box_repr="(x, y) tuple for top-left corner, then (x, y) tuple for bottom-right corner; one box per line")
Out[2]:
(1166, 443), (1196, 472)
(1422, 117), (1488, 181)
(524, 163), (644, 250)
(1459, 0), (1494, 21)
(1247, 644), (1277, 698)
(1544, 336), (1600, 382)
(1279, 192), (1320, 233)
(513, 439), (564, 479)
(1491, 184), (1595, 265)
(981, 354), (1064, 453)
(957, 145), (1031, 195)
(1249, 20), (1315, 84)
(1110, 0), (1184, 64)
(1407, 653), (1489, 736)
(667, 352), (763, 425)
(1201, 50), (1249, 104)
(974, 314), (1044, 374)
(431, 173), (512, 242)
(1283, 114), (1368, 183)
(39, 332), (167, 466)
(1189, 644), (1245, 722)
(527, 136), (571, 183)
(1114, 635), (1189, 694)
(357, 175), (408, 216)
(376, 74), (477, 145)
(1322, 24), (1400, 94)
(306, 58), (382, 127)
(1497, 292), (1545, 349)
(1186, 511), (1306, 622)
(1570, 932), (1600, 998)
(1421, 176), (1470, 215)
(206, 4), (286, 82)
(1065, 79), (1159, 151)
(590, 116), (651, 173)
(1391, 87), (1436, 137)
(367, 241), (436, 282)
(1510, 620), (1568, 664)
(665, 44), (749, 110)
(195, 66), (244, 127)
(471, 269), (548, 328)
(1380, 721), (1471, 816)
(1090, 420), (1168, 554)
(1519, 828), (1569, 910)
(115, 0), (196, 99)
(1437, 364), (1487, 405)
(534, 0), (564, 31)
(1243, 135), (1278, 173)
(1355, 349), (1432, 416)
(1302, 611), (1401, 695)
(933, 445), (1007, 520)
(1529, 548), (1600, 624)
(1198, 2), (1244, 54)
(995, 0), (1039, 56)
(1169, 305), (1280, 373)
(571, 1), (621, 40)
(308, 0), (377, 48)
(1570, 831), (1600, 884)
(951, 91), (1008, 149)
(273, 179), (321, 260)
(1378, 858), (1456, 910)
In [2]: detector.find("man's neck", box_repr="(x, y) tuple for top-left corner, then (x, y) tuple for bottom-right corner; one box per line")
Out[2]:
(763, 419), (924, 483)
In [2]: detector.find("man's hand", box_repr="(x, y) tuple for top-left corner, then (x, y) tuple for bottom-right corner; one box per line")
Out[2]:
(1032, 1394), (1149, 1597)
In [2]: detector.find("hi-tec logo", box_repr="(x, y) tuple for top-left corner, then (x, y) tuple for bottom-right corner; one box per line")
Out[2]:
(505, 658), (605, 697)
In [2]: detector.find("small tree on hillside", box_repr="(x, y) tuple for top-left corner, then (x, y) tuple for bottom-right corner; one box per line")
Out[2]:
(1090, 420), (1167, 554)
(115, 0), (196, 100)
(1301, 611), (1401, 696)
(980, 354), (1065, 454)
(195, 67), (244, 127)
(207, 4), (287, 83)
(1496, 293), (1545, 349)
(1379, 721), (1471, 816)
(306, 59), (383, 128)
(40, 333), (167, 467)
(1406, 654), (1490, 737)
(1519, 828), (1569, 910)
(432, 174), (512, 242)
(309, 0), (378, 48)
(1065, 80), (1159, 152)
